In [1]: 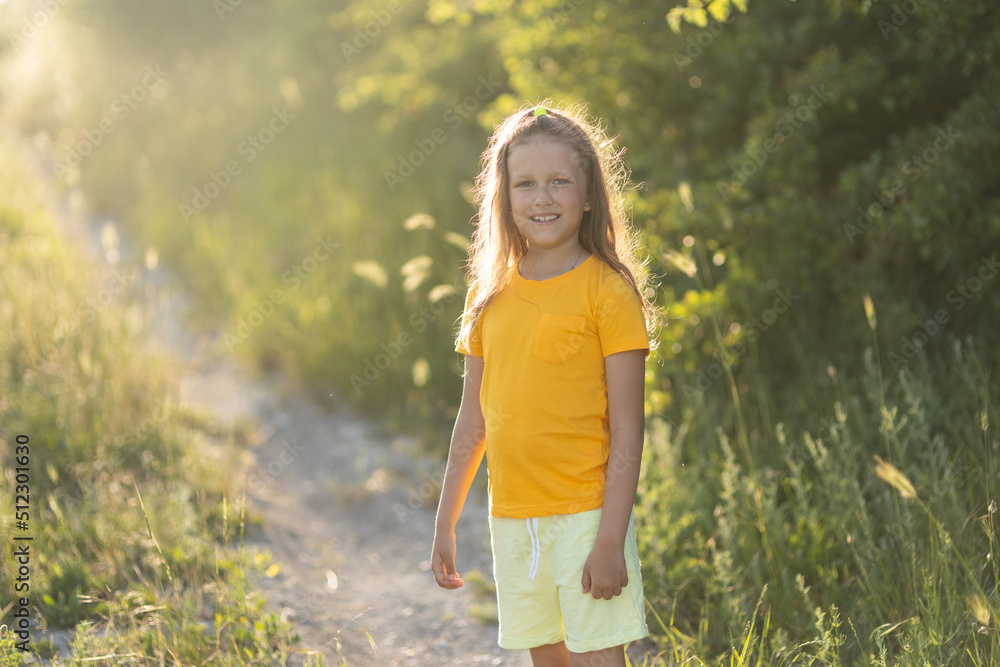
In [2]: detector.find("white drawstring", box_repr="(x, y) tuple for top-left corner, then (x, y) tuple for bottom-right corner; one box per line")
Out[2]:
(526, 517), (541, 580)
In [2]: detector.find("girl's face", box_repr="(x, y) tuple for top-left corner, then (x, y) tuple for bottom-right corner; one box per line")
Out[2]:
(506, 137), (591, 255)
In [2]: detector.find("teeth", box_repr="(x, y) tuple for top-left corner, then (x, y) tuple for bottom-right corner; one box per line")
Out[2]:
(533, 215), (558, 221)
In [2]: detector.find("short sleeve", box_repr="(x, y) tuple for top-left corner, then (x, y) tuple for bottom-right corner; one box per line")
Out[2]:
(455, 283), (484, 357)
(596, 270), (650, 358)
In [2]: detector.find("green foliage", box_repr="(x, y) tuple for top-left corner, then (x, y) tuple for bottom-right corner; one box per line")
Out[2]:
(637, 300), (1000, 665)
(0, 140), (299, 663)
(637, 334), (1000, 663)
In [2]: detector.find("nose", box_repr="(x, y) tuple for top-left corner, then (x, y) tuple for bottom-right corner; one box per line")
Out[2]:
(533, 185), (553, 205)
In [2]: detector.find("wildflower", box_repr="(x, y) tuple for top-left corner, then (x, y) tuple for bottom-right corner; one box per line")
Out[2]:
(678, 182), (694, 213)
(874, 455), (917, 499)
(863, 292), (876, 330)
(664, 249), (697, 278)
(968, 594), (990, 629)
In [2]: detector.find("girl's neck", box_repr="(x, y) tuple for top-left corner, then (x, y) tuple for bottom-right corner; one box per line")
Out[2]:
(518, 244), (589, 281)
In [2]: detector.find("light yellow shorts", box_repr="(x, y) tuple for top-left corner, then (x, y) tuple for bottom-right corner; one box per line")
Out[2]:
(489, 507), (648, 654)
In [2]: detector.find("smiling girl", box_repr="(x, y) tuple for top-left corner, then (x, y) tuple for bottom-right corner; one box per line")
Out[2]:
(431, 102), (657, 667)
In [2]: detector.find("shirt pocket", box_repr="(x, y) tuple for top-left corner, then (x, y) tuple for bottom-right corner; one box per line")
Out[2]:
(531, 313), (587, 363)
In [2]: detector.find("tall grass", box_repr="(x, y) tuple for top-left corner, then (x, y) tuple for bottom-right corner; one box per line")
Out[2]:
(635, 263), (1000, 665)
(0, 138), (311, 664)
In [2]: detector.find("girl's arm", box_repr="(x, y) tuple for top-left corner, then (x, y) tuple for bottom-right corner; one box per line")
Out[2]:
(430, 354), (487, 590)
(582, 348), (646, 599)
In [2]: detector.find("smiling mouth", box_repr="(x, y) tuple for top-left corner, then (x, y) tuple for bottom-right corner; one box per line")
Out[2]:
(531, 214), (559, 222)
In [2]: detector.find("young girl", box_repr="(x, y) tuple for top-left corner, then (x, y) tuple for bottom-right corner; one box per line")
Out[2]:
(431, 102), (656, 667)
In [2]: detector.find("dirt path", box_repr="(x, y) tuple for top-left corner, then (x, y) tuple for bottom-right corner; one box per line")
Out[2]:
(25, 132), (660, 666)
(162, 322), (522, 667)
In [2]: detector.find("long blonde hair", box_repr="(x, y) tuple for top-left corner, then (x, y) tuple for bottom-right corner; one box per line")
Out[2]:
(457, 101), (658, 352)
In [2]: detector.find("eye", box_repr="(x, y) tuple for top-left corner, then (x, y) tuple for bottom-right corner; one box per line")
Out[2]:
(514, 180), (533, 188)
(553, 178), (569, 185)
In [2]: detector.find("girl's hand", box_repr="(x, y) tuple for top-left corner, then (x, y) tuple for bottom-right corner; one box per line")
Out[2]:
(430, 530), (465, 590)
(581, 542), (628, 600)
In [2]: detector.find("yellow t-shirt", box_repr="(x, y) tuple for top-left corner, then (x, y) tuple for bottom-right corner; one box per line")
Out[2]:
(455, 254), (650, 518)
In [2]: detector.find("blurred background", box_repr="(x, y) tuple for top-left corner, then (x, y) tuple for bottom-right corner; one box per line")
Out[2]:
(1, 0), (999, 664)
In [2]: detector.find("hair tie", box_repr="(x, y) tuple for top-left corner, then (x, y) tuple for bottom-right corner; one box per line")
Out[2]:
(532, 106), (547, 116)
